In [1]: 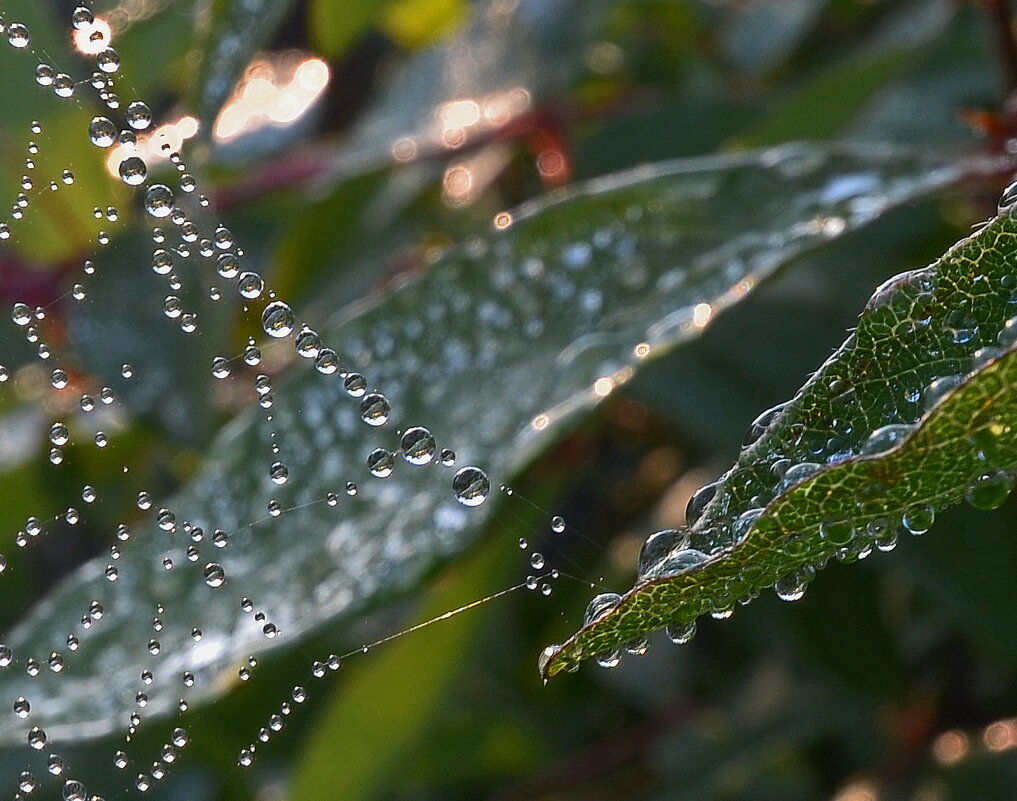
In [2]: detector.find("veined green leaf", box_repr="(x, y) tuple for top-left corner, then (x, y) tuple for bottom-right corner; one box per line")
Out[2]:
(542, 194), (1017, 679)
(0, 143), (984, 742)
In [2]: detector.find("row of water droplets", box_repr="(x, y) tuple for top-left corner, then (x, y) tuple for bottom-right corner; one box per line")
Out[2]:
(541, 181), (1017, 675)
(0, 7), (569, 792)
(0, 6), (590, 793)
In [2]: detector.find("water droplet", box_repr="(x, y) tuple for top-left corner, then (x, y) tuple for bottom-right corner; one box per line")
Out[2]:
(143, 184), (174, 218)
(666, 621), (696, 645)
(820, 518), (854, 547)
(637, 528), (689, 579)
(28, 726), (46, 750)
(269, 461), (289, 485)
(35, 63), (54, 86)
(211, 356), (231, 379)
(8, 23), (31, 48)
(583, 592), (621, 625)
(11, 302), (32, 326)
(400, 426), (436, 464)
(13, 696), (30, 717)
(295, 327), (321, 359)
(343, 373), (367, 397)
(685, 481), (718, 526)
(452, 466), (490, 506)
(440, 448), (456, 466)
(359, 393), (390, 426)
(652, 547), (708, 578)
(999, 180), (1017, 213)
(261, 301), (295, 338)
(53, 73), (75, 98)
(530, 552), (545, 569)
(203, 563), (225, 587)
(49, 422), (69, 446)
(126, 100), (152, 130)
(780, 461), (821, 490)
(551, 515), (566, 534)
(314, 348), (339, 374)
(238, 272), (263, 299)
(118, 155), (147, 185)
(216, 252), (239, 278)
(774, 568), (810, 601)
(966, 470), (1012, 511)
(62, 779), (87, 801)
(902, 504), (934, 535)
(19, 771), (36, 793)
(744, 401), (788, 447)
(367, 448), (394, 477)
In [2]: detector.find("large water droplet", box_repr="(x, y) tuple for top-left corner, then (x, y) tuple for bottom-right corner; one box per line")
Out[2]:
(400, 426), (436, 465)
(901, 504), (934, 535)
(62, 779), (87, 801)
(652, 547), (708, 578)
(126, 100), (152, 130)
(118, 156), (147, 185)
(261, 301), (295, 338)
(637, 527), (689, 579)
(203, 563), (225, 588)
(743, 401), (788, 447)
(665, 621), (696, 645)
(367, 448), (394, 478)
(685, 481), (718, 526)
(965, 470), (1012, 511)
(583, 592), (621, 625)
(452, 466), (490, 506)
(359, 393), (390, 426)
(144, 184), (174, 218)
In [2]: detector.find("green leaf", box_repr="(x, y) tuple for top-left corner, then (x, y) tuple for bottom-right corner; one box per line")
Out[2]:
(309, 0), (391, 60)
(541, 198), (1017, 679)
(0, 143), (975, 742)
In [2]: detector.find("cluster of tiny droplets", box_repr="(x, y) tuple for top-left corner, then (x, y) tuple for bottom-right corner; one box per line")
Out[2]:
(0, 6), (578, 790)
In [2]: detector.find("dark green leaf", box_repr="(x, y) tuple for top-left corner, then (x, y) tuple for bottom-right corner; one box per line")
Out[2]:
(543, 200), (1017, 678)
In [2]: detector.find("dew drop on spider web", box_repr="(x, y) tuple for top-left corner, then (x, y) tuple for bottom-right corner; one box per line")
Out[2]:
(359, 393), (390, 426)
(452, 466), (489, 506)
(261, 300), (295, 338)
(144, 184), (174, 218)
(367, 448), (394, 477)
(238, 271), (263, 299)
(203, 563), (225, 588)
(7, 23), (31, 48)
(126, 100), (152, 130)
(118, 156), (148, 185)
(269, 461), (289, 485)
(71, 6), (94, 29)
(344, 373), (367, 397)
(401, 426), (436, 464)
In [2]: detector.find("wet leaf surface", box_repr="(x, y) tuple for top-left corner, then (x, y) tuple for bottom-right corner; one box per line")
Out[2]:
(543, 200), (1017, 679)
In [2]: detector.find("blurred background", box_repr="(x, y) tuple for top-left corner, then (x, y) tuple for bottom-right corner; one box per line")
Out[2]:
(2, 0), (1017, 799)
